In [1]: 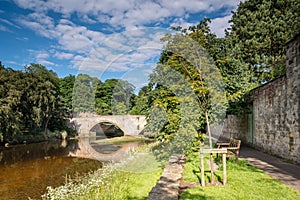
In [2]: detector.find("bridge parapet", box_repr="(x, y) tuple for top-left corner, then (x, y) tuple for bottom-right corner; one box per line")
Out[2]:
(69, 115), (146, 136)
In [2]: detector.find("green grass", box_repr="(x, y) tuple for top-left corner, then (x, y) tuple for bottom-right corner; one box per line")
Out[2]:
(180, 151), (300, 200)
(43, 142), (165, 200)
(120, 169), (163, 200)
(93, 135), (153, 145)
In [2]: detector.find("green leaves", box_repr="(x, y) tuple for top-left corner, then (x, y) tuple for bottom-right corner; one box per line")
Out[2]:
(0, 63), (66, 143)
(227, 0), (300, 83)
(94, 78), (135, 115)
(72, 74), (99, 113)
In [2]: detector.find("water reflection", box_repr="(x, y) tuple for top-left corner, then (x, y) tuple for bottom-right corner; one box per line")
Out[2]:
(0, 140), (102, 200)
(0, 136), (150, 199)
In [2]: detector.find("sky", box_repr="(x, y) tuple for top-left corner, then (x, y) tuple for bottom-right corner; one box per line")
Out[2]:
(0, 0), (242, 90)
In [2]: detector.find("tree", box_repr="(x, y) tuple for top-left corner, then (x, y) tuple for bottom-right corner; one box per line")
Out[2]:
(95, 79), (118, 115)
(227, 0), (300, 83)
(111, 80), (135, 115)
(0, 63), (67, 143)
(59, 75), (75, 112)
(130, 86), (151, 115)
(24, 64), (66, 133)
(72, 74), (100, 113)
(149, 19), (228, 183)
(95, 79), (135, 115)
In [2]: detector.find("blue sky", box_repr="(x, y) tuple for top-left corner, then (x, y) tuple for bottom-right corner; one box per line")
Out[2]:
(0, 0), (242, 90)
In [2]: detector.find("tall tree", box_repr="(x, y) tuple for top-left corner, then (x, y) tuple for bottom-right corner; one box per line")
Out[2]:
(148, 19), (227, 169)
(111, 80), (135, 115)
(227, 0), (300, 83)
(24, 64), (65, 133)
(95, 79), (135, 115)
(72, 74), (100, 113)
(95, 79), (118, 115)
(59, 75), (76, 112)
(130, 86), (151, 115)
(0, 63), (67, 143)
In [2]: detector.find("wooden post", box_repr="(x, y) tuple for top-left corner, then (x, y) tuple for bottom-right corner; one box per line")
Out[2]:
(222, 152), (227, 185)
(210, 153), (215, 184)
(200, 148), (227, 186)
(200, 153), (205, 186)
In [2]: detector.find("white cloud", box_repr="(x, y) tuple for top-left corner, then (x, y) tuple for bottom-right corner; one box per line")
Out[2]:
(0, 24), (10, 32)
(16, 37), (29, 41)
(36, 52), (49, 60)
(74, 27), (167, 72)
(18, 13), (106, 54)
(170, 18), (194, 30)
(54, 52), (74, 60)
(210, 15), (232, 38)
(14, 0), (240, 28)
(12, 0), (242, 73)
(0, 18), (21, 29)
(27, 50), (55, 66)
(38, 59), (55, 66)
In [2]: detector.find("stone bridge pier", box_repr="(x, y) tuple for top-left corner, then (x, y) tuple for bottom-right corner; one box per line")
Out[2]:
(69, 115), (147, 136)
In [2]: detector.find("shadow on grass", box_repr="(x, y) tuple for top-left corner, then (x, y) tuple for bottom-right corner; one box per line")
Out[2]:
(193, 169), (201, 183)
(214, 156), (262, 173)
(180, 187), (214, 200)
(192, 167), (223, 185)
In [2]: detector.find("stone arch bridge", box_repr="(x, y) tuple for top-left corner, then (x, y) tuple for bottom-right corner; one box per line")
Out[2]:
(69, 114), (147, 137)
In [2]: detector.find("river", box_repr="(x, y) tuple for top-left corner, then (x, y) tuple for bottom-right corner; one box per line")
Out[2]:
(0, 140), (101, 199)
(0, 137), (146, 200)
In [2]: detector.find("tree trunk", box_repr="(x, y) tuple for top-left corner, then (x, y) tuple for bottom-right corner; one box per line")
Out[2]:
(44, 116), (50, 135)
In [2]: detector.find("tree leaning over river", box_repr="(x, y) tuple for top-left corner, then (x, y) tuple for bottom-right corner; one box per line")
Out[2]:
(0, 63), (67, 143)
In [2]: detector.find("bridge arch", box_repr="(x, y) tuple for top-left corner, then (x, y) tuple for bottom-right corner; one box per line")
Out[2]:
(89, 121), (124, 139)
(69, 115), (147, 137)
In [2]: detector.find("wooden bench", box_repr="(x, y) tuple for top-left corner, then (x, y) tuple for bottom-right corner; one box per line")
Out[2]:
(217, 138), (241, 164)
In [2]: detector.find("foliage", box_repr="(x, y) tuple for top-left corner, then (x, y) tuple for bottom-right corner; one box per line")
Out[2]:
(147, 19), (228, 157)
(72, 74), (100, 113)
(0, 60), (143, 143)
(130, 86), (151, 115)
(59, 75), (75, 112)
(0, 63), (67, 143)
(95, 78), (135, 115)
(226, 0), (300, 84)
(111, 79), (135, 115)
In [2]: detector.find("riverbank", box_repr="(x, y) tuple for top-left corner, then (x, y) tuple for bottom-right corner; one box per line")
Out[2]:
(0, 140), (102, 199)
(1, 129), (77, 147)
(42, 141), (165, 199)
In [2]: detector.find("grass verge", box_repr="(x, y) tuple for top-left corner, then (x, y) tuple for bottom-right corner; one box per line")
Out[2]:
(180, 151), (300, 200)
(42, 142), (165, 200)
(94, 135), (154, 145)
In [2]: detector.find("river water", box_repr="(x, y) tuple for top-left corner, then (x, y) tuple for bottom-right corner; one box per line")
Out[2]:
(0, 140), (102, 200)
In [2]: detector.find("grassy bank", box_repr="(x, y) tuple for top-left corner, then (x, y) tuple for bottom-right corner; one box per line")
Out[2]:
(42, 142), (165, 200)
(2, 128), (77, 146)
(180, 152), (300, 200)
(93, 135), (154, 145)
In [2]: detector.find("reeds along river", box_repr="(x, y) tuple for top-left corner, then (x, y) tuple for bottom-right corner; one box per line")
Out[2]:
(0, 140), (102, 200)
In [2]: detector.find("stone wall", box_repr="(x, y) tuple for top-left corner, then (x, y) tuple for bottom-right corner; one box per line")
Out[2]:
(221, 34), (300, 164)
(69, 115), (147, 136)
